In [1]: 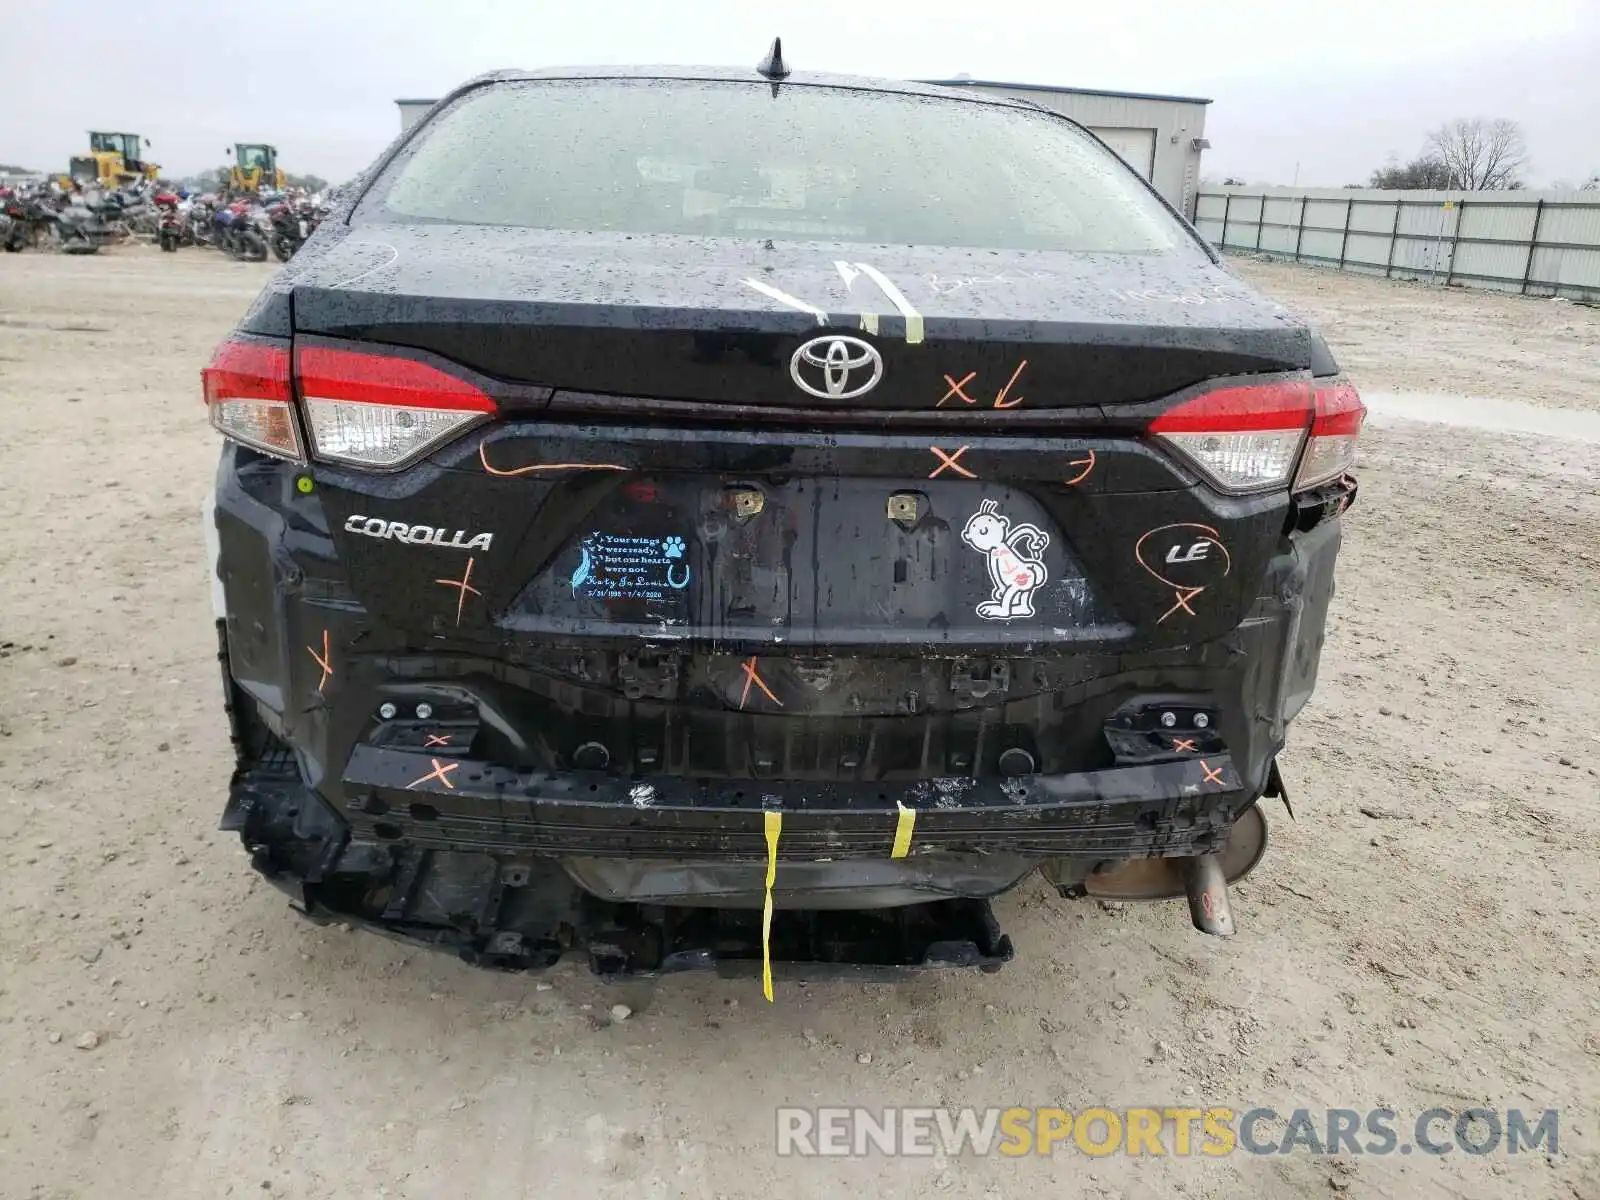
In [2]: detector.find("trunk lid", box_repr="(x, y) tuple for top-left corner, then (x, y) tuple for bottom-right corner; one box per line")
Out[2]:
(290, 225), (1312, 411)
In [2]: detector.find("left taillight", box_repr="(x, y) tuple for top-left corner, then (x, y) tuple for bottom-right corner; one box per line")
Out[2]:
(202, 338), (498, 470)
(295, 344), (496, 469)
(202, 338), (301, 461)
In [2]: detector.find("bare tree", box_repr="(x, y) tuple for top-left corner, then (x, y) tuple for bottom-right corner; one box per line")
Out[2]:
(1424, 118), (1528, 190)
(1369, 154), (1452, 190)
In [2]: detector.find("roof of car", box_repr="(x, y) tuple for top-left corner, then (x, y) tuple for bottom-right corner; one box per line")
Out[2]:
(434, 66), (1047, 110)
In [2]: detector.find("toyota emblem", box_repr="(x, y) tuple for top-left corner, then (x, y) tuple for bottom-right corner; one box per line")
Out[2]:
(789, 335), (884, 400)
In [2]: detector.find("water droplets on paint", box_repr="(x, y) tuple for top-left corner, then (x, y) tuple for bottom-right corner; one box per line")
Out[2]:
(907, 777), (977, 810)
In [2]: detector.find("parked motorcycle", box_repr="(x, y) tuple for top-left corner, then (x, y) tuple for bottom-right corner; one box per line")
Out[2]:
(155, 190), (188, 251)
(93, 181), (156, 243)
(266, 195), (321, 262)
(214, 199), (268, 261)
(2, 190), (60, 252)
(189, 193), (218, 248)
(53, 188), (126, 254)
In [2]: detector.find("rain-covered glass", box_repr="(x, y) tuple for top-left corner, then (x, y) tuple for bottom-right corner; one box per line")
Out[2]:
(361, 79), (1203, 255)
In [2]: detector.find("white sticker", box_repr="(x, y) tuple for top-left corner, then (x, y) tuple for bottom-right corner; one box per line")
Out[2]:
(960, 500), (1051, 621)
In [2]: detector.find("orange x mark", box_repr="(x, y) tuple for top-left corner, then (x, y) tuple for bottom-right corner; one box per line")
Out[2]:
(1158, 586), (1206, 624)
(407, 757), (459, 790)
(1171, 737), (1198, 753)
(738, 656), (783, 710)
(1199, 760), (1225, 788)
(928, 445), (976, 479)
(423, 733), (453, 748)
(434, 556), (482, 626)
(938, 371), (977, 407)
(306, 628), (333, 694)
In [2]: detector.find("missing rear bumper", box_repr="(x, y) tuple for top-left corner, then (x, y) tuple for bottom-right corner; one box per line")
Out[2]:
(222, 674), (1267, 973)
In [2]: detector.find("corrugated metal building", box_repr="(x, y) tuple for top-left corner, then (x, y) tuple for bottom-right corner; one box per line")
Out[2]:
(395, 79), (1210, 216)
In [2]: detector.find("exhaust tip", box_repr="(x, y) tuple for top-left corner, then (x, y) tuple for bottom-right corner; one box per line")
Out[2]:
(1068, 803), (1268, 936)
(1183, 853), (1235, 936)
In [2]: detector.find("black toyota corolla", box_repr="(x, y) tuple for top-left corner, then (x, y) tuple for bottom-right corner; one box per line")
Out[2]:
(204, 51), (1361, 984)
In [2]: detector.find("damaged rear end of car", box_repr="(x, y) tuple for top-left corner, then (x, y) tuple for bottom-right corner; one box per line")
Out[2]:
(207, 66), (1362, 981)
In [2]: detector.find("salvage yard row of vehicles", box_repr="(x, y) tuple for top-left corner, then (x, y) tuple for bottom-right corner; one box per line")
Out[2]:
(1, 178), (327, 259)
(203, 44), (1365, 988)
(1, 131), (318, 258)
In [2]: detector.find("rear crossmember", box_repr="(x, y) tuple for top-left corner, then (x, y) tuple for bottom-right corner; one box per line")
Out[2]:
(223, 746), (1017, 977)
(216, 625), (1271, 977)
(221, 737), (1266, 979)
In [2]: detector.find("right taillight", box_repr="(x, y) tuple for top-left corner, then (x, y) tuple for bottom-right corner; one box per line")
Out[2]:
(1294, 380), (1366, 490)
(1149, 379), (1314, 492)
(1149, 376), (1364, 495)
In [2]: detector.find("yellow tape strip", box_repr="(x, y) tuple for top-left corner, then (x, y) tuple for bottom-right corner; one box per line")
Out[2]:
(891, 801), (916, 859)
(762, 810), (781, 1003)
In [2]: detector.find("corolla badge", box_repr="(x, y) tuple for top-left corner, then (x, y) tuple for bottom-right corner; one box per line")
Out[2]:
(789, 335), (884, 400)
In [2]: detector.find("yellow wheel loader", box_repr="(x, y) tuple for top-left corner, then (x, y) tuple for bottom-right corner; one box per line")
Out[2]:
(229, 144), (286, 193)
(70, 132), (160, 186)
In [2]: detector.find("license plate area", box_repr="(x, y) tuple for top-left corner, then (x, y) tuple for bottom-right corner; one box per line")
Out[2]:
(512, 476), (1101, 637)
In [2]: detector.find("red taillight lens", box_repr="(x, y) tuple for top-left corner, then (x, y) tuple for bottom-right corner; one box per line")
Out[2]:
(1149, 379), (1313, 492)
(295, 344), (496, 469)
(1295, 380), (1366, 489)
(1149, 377), (1365, 494)
(202, 338), (301, 461)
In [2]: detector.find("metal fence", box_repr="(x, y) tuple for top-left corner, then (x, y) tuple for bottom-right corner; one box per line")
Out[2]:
(1194, 187), (1600, 301)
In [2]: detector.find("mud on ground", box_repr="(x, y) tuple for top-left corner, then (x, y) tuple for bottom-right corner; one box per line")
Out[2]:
(1, 249), (1597, 1199)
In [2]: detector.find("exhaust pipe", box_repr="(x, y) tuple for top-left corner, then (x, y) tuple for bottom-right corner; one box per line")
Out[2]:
(1053, 803), (1268, 937)
(1183, 852), (1235, 936)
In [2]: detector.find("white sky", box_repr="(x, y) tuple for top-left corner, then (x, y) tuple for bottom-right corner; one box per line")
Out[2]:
(2, 0), (1596, 187)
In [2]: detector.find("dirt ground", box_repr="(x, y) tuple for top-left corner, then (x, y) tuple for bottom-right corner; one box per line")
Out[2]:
(1228, 256), (1600, 412)
(1, 249), (1597, 1200)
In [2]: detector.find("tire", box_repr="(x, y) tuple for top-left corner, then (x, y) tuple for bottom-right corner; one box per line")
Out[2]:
(271, 235), (293, 263)
(159, 229), (178, 252)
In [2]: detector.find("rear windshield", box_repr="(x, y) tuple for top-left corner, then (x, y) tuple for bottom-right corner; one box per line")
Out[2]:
(360, 78), (1202, 255)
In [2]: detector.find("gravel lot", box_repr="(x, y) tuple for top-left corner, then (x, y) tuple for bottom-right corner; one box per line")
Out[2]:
(1, 249), (1597, 1200)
